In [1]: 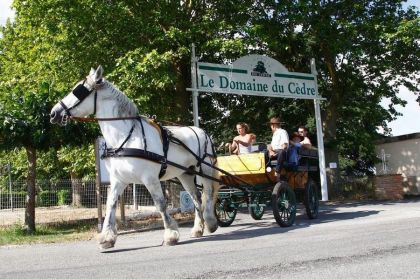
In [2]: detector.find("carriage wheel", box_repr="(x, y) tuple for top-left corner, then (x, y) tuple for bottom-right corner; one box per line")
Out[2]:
(304, 179), (319, 219)
(272, 181), (297, 227)
(249, 196), (265, 220)
(215, 197), (237, 227)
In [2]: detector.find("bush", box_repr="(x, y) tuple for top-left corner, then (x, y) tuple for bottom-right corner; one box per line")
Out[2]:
(57, 189), (71, 206)
(37, 191), (58, 207)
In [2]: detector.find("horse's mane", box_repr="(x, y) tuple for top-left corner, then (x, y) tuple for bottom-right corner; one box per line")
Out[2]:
(103, 80), (138, 117)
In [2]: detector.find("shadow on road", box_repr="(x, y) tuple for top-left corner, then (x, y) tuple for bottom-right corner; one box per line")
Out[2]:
(179, 204), (381, 245)
(100, 243), (163, 253)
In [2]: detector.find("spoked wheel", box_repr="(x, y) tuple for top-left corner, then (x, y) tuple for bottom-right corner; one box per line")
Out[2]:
(272, 181), (297, 227)
(304, 179), (319, 219)
(249, 195), (265, 220)
(215, 197), (237, 227)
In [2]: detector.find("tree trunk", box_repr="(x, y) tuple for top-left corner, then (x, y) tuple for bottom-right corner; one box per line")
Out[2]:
(25, 146), (36, 234)
(70, 172), (82, 207)
(174, 61), (190, 124)
(323, 105), (341, 197)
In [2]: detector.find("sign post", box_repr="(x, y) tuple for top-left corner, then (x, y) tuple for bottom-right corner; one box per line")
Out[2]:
(311, 59), (328, 201)
(189, 52), (329, 200)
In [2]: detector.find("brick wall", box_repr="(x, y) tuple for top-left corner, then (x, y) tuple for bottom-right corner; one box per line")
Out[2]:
(374, 174), (404, 200)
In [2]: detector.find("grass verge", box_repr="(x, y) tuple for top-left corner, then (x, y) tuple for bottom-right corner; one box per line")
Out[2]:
(0, 223), (96, 246)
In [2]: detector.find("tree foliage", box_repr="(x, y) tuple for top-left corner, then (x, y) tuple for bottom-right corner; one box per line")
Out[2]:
(0, 0), (418, 187)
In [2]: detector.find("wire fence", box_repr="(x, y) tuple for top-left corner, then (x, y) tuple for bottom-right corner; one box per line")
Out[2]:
(0, 179), (184, 226)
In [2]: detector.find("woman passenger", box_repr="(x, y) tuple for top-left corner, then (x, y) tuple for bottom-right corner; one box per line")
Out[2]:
(225, 122), (256, 154)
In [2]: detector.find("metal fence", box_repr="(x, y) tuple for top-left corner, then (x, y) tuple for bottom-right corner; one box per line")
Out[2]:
(0, 179), (184, 226)
(331, 175), (375, 199)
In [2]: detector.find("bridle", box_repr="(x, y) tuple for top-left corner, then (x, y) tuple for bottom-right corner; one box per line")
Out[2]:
(59, 79), (100, 125)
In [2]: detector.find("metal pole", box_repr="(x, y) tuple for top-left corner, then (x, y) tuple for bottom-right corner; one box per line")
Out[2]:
(8, 163), (13, 211)
(191, 43), (199, 127)
(311, 58), (329, 201)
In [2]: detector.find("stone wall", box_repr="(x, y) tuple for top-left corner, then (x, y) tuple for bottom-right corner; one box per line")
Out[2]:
(374, 174), (404, 200)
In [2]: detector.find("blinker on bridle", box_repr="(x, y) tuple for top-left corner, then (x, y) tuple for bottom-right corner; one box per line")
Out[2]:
(59, 79), (101, 124)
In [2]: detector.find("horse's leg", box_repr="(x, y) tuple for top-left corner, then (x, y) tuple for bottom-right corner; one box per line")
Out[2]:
(143, 176), (179, 245)
(177, 173), (204, 238)
(98, 180), (125, 249)
(200, 176), (219, 233)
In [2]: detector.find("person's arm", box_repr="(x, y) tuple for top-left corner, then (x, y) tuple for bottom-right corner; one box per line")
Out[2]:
(300, 137), (312, 149)
(250, 133), (257, 144)
(267, 143), (276, 157)
(280, 130), (289, 150)
(230, 137), (239, 154)
(234, 134), (254, 147)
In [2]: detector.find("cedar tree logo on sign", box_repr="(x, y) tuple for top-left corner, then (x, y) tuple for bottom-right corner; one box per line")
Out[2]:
(251, 61), (271, 77)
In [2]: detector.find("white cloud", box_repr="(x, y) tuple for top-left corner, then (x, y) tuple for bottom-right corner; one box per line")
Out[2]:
(0, 0), (15, 26)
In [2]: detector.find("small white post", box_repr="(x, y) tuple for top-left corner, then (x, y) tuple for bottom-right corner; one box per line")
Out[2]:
(133, 184), (138, 210)
(191, 44), (199, 127)
(311, 58), (329, 201)
(7, 163), (13, 211)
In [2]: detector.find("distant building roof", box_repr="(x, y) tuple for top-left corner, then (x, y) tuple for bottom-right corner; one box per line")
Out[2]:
(375, 132), (420, 144)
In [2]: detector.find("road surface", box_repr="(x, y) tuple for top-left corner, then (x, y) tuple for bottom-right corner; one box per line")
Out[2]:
(1, 199), (420, 278)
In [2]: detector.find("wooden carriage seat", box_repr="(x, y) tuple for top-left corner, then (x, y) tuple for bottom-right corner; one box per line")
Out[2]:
(216, 148), (319, 186)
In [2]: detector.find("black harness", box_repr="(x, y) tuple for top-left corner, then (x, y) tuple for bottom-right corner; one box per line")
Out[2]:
(102, 119), (214, 179)
(101, 117), (171, 178)
(60, 79), (223, 183)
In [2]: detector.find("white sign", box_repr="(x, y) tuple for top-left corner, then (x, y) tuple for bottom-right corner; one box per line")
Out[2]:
(329, 162), (337, 169)
(180, 191), (194, 212)
(197, 55), (321, 100)
(96, 137), (111, 185)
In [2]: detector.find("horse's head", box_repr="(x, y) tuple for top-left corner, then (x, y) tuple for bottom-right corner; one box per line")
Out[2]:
(50, 66), (104, 125)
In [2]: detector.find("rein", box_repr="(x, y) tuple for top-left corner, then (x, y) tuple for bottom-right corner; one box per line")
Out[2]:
(69, 115), (183, 126)
(69, 116), (141, 123)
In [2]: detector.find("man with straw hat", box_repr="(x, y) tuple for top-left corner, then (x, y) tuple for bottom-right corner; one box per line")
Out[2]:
(267, 117), (289, 180)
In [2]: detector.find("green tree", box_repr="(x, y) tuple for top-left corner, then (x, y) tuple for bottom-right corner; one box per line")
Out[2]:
(57, 145), (95, 206)
(0, 1), (97, 231)
(230, 1), (419, 190)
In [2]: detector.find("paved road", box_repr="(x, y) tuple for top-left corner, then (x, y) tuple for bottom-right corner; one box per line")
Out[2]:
(1, 199), (420, 279)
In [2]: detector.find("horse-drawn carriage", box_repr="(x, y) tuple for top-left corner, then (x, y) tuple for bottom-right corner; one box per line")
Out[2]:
(215, 147), (320, 227)
(50, 65), (321, 249)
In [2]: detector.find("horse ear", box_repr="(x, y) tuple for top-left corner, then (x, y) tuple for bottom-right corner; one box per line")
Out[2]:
(89, 67), (95, 76)
(95, 65), (104, 81)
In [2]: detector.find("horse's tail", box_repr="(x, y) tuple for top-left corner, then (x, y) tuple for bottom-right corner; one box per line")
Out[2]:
(202, 132), (221, 203)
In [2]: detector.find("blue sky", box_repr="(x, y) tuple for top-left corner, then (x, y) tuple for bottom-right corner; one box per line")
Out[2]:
(1, 0), (418, 136)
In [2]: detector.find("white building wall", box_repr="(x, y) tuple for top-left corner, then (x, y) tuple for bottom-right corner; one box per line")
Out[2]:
(375, 137), (420, 195)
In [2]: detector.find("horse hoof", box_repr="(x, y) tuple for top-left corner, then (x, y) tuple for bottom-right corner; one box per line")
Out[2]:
(205, 219), (218, 233)
(99, 240), (115, 250)
(191, 229), (203, 238)
(163, 239), (178, 246)
(164, 229), (180, 245)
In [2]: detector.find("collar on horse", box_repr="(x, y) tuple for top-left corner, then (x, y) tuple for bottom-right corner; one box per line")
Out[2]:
(100, 116), (171, 178)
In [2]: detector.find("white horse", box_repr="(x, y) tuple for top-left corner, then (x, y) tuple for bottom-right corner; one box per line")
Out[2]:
(50, 66), (220, 248)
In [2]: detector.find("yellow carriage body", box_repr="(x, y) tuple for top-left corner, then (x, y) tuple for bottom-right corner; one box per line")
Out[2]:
(217, 153), (307, 188)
